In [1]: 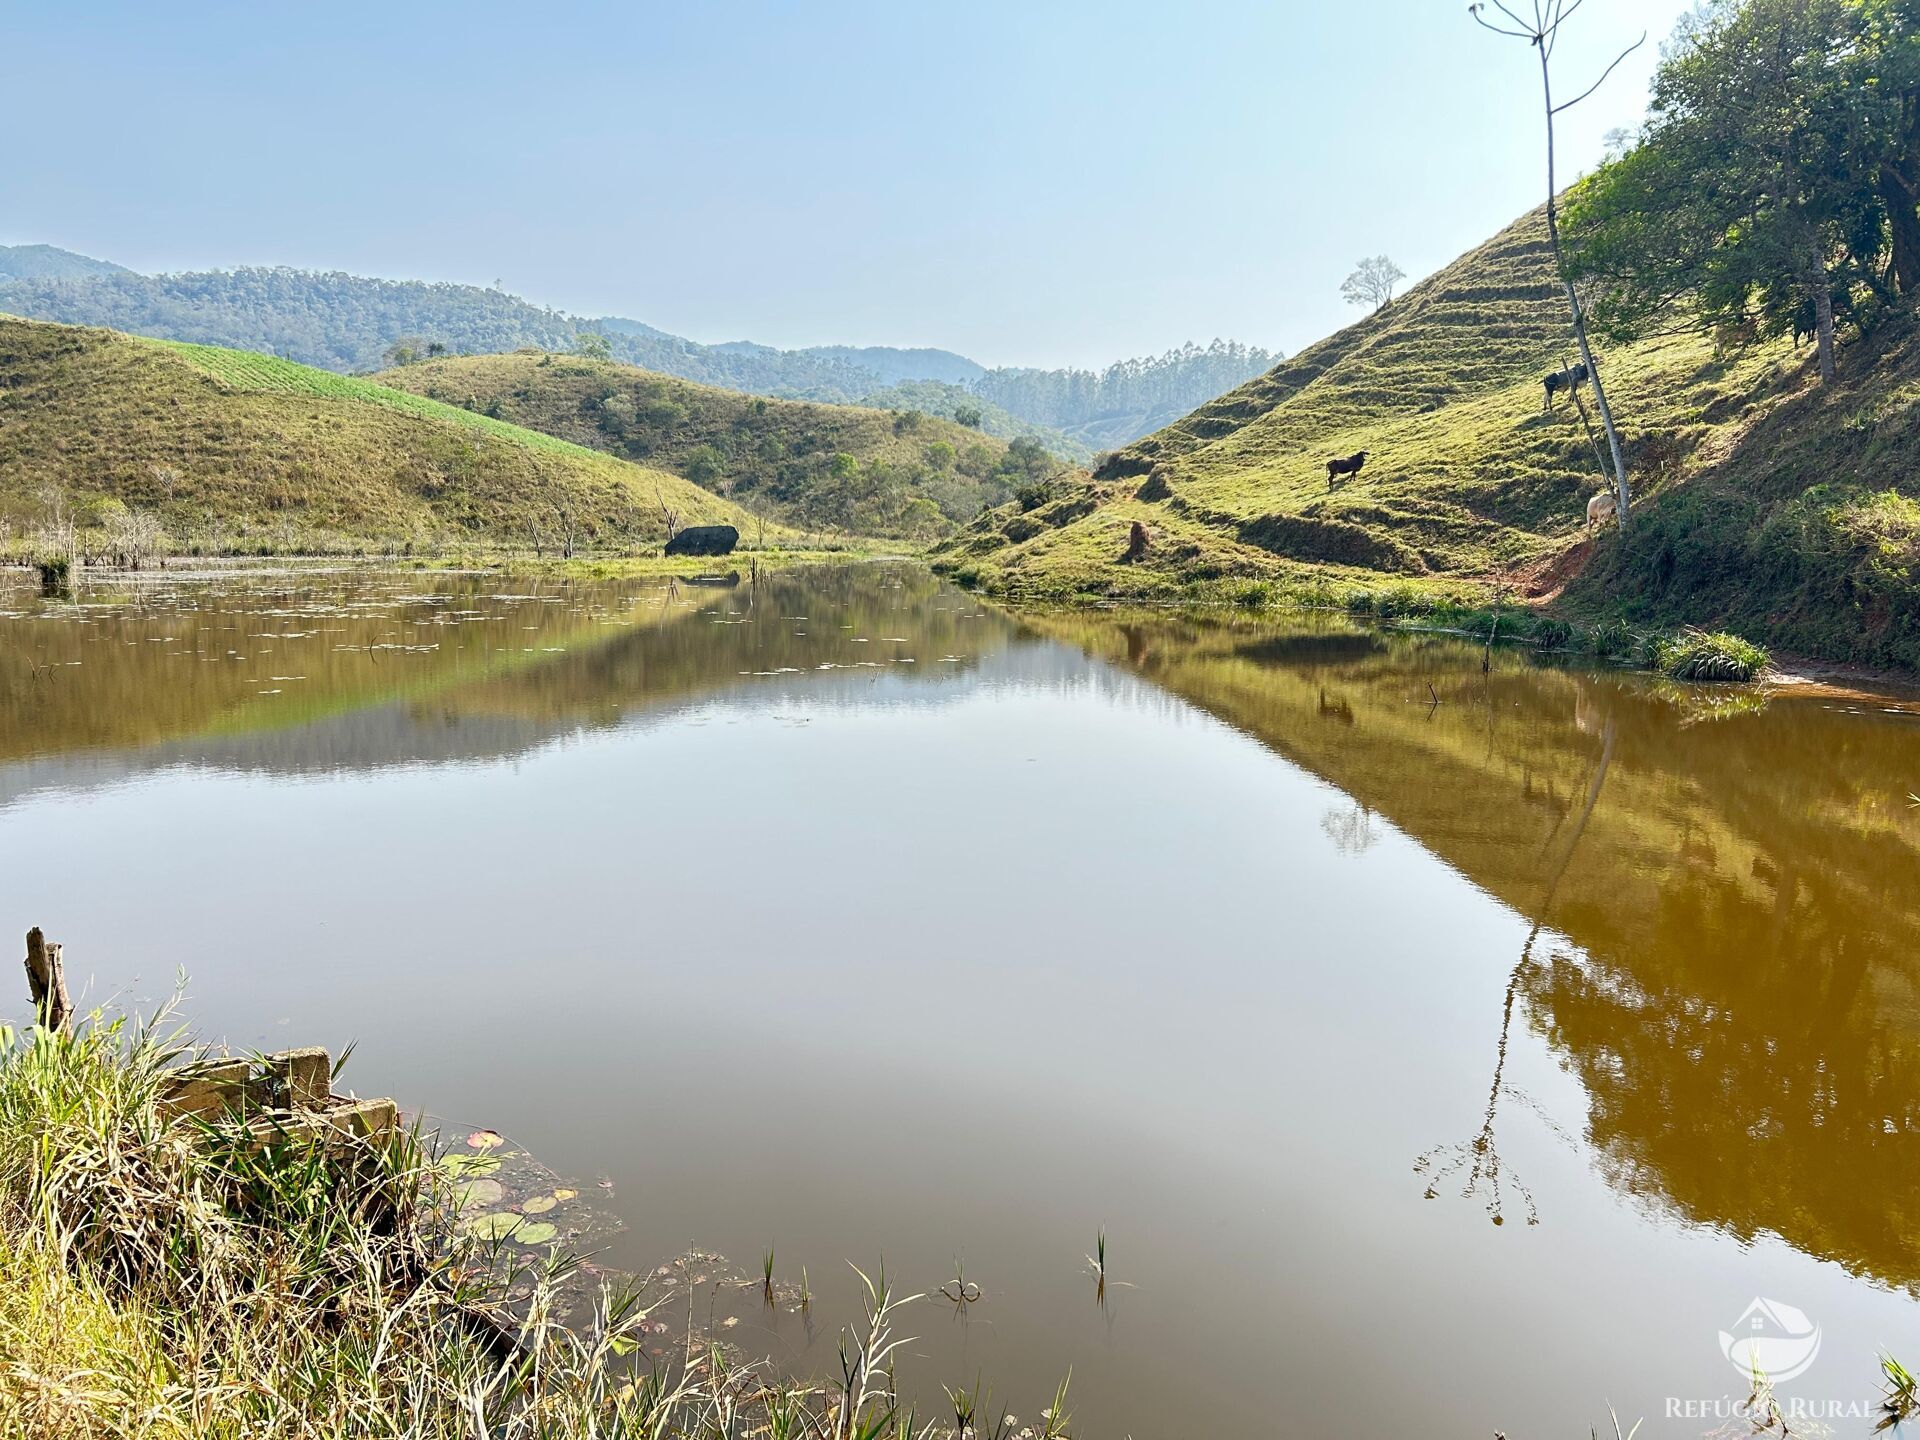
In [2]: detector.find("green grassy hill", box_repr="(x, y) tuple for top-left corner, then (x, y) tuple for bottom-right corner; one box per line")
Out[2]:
(0, 316), (753, 554)
(937, 206), (1920, 668)
(375, 351), (1055, 536)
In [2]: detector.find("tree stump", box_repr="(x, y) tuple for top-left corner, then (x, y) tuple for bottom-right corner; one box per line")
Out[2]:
(24, 927), (73, 1034)
(1124, 521), (1150, 562)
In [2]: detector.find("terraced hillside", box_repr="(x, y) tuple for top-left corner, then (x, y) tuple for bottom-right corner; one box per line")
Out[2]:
(941, 207), (1772, 586)
(0, 317), (751, 553)
(940, 204), (1920, 667)
(376, 351), (1056, 536)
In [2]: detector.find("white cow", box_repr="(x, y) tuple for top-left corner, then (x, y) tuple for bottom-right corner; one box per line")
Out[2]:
(1586, 491), (1619, 537)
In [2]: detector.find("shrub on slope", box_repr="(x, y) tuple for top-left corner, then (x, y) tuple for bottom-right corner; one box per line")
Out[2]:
(1564, 306), (1920, 668)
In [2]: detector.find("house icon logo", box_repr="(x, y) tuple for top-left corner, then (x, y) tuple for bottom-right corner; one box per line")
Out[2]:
(1719, 1298), (1822, 1382)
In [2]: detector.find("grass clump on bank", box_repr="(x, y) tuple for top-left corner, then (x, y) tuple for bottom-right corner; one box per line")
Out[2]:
(986, 565), (1774, 682)
(0, 1005), (604, 1437)
(1644, 628), (1770, 682)
(1325, 587), (1771, 677)
(0, 1004), (1008, 1438)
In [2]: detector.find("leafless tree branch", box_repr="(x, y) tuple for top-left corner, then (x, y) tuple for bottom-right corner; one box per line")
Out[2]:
(1551, 33), (1646, 114)
(1470, 3), (1536, 41)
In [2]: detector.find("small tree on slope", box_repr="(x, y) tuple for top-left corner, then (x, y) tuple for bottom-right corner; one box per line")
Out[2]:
(1341, 256), (1407, 312)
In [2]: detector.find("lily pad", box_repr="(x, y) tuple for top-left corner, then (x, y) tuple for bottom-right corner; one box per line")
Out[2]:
(552, 1188), (577, 1201)
(521, 1194), (558, 1214)
(510, 1221), (558, 1246)
(466, 1211), (528, 1241)
(454, 1179), (504, 1210)
(442, 1153), (501, 1178)
(467, 1130), (505, 1151)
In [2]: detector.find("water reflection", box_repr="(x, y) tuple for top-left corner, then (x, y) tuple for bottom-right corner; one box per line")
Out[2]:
(5, 568), (1920, 1434)
(1416, 718), (1617, 1230)
(0, 566), (1032, 804)
(1032, 608), (1920, 1291)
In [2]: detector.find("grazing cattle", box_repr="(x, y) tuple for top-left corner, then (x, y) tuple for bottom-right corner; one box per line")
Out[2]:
(1325, 450), (1369, 490)
(1586, 490), (1618, 537)
(1792, 302), (1817, 349)
(1543, 362), (1590, 410)
(664, 524), (739, 557)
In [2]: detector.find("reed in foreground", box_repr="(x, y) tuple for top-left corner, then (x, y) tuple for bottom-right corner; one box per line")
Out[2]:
(0, 1003), (1056, 1439)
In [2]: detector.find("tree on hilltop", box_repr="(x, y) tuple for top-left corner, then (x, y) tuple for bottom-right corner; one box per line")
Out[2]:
(1341, 256), (1406, 311)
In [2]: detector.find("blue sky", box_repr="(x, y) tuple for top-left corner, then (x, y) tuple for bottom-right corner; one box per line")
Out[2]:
(3, 0), (1693, 368)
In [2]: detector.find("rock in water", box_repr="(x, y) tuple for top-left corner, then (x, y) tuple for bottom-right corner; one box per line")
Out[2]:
(665, 524), (740, 557)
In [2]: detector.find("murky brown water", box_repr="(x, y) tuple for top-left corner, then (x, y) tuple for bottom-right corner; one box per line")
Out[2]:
(3, 563), (1918, 1437)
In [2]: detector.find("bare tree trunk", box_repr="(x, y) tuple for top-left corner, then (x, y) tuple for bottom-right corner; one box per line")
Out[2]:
(1811, 265), (1837, 383)
(1539, 47), (1631, 530)
(1882, 164), (1920, 295)
(24, 927), (72, 1035)
(1882, 93), (1920, 296)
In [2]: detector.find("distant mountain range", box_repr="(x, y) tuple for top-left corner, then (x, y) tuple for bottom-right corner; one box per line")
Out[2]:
(0, 244), (1280, 458)
(0, 243), (131, 283)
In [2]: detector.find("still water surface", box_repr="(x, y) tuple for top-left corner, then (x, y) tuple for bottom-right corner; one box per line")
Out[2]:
(3, 563), (1918, 1437)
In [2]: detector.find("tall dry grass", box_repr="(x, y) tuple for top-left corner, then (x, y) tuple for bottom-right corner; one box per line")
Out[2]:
(0, 1004), (1034, 1439)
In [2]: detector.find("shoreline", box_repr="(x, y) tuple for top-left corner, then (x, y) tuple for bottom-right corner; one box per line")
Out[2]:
(16, 549), (1912, 693)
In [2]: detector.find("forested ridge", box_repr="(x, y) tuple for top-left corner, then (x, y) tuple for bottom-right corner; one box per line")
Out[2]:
(376, 351), (1058, 538)
(0, 264), (1277, 451)
(973, 340), (1282, 452)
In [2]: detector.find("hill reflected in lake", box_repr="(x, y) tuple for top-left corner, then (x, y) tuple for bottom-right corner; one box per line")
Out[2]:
(0, 566), (1107, 803)
(1029, 607), (1920, 1292)
(6, 566), (1920, 1437)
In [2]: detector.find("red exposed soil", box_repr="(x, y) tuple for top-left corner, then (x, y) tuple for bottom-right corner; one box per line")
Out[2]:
(1506, 539), (1594, 603)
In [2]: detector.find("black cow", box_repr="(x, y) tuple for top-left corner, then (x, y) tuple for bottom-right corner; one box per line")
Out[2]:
(1543, 362), (1590, 411)
(1792, 299), (1818, 348)
(1325, 450), (1369, 490)
(664, 524), (740, 557)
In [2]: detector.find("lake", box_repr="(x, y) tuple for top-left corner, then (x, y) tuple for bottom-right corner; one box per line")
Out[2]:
(3, 562), (1917, 1438)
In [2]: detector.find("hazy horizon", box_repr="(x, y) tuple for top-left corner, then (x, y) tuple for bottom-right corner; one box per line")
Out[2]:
(4, 0), (1692, 369)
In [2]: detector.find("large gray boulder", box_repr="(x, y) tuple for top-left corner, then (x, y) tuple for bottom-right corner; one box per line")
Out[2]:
(664, 524), (739, 557)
